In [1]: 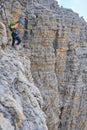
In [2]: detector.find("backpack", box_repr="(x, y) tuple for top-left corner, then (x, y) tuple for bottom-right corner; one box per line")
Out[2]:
(9, 22), (16, 32)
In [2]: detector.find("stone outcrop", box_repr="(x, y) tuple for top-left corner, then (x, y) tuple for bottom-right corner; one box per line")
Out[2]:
(0, 46), (47, 130)
(0, 22), (7, 47)
(0, 0), (87, 130)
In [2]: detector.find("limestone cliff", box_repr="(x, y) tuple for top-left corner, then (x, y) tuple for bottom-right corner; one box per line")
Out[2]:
(0, 23), (47, 129)
(0, 0), (87, 130)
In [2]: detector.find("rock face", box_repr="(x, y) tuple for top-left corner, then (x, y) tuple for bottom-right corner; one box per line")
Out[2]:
(0, 22), (7, 47)
(0, 47), (47, 130)
(0, 0), (87, 130)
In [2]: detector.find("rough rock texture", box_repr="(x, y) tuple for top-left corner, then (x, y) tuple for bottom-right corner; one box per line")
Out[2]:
(0, 47), (47, 130)
(0, 22), (7, 46)
(0, 0), (87, 130)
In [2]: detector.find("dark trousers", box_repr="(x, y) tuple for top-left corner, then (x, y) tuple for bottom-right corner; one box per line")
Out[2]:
(12, 32), (21, 47)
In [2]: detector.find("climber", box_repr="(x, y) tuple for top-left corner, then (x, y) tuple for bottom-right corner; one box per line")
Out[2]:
(10, 18), (24, 49)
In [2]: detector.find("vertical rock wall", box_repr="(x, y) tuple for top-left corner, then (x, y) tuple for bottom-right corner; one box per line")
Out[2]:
(25, 2), (87, 130)
(0, 0), (87, 130)
(55, 8), (87, 130)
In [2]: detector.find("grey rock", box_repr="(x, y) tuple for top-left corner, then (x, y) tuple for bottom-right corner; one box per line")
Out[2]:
(0, 0), (87, 130)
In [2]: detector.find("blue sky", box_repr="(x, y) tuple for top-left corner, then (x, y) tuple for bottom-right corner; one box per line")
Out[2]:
(57, 0), (87, 22)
